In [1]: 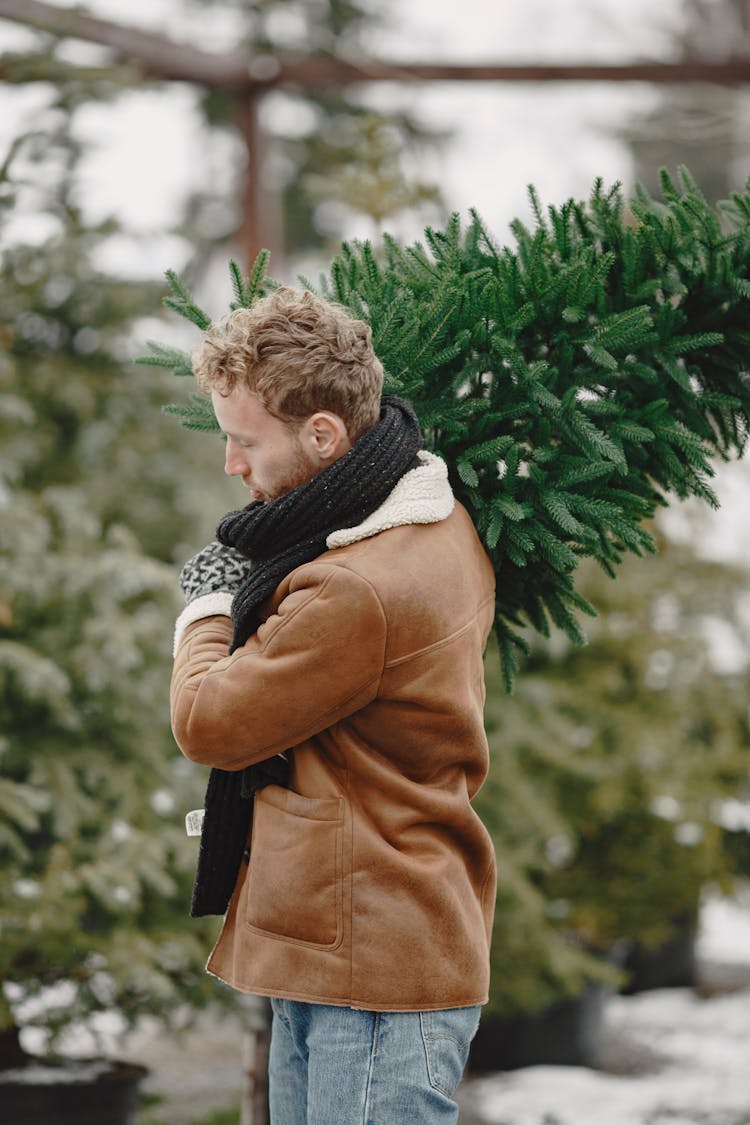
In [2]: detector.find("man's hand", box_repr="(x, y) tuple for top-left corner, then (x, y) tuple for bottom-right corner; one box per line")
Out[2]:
(179, 541), (251, 605)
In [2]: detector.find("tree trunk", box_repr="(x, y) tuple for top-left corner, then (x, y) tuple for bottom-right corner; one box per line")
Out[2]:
(240, 996), (271, 1125)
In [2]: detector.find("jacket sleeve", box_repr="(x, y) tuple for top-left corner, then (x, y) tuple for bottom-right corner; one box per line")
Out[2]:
(170, 562), (387, 770)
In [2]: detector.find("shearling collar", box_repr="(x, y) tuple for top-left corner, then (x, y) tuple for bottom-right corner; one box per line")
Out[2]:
(326, 451), (454, 550)
(174, 451), (454, 656)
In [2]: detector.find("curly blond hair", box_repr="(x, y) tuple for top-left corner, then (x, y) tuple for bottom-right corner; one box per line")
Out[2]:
(193, 287), (384, 442)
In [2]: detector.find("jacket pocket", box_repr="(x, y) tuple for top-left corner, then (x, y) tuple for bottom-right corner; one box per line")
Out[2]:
(244, 785), (344, 949)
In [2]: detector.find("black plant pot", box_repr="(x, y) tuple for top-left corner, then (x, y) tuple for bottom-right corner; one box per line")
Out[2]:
(0, 1058), (148, 1125)
(468, 984), (607, 1073)
(621, 926), (697, 994)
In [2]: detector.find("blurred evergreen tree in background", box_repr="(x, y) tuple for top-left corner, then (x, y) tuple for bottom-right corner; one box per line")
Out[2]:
(479, 539), (750, 1014)
(0, 79), (233, 1066)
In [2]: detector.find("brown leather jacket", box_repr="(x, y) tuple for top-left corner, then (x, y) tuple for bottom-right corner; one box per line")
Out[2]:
(171, 458), (497, 1012)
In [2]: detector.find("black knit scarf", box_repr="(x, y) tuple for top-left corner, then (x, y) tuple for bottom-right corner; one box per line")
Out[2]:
(190, 395), (422, 916)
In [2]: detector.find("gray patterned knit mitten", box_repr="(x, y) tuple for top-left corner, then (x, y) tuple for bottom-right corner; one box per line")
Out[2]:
(179, 541), (251, 605)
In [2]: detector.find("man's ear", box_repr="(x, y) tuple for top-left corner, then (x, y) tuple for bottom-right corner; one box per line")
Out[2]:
(304, 412), (352, 463)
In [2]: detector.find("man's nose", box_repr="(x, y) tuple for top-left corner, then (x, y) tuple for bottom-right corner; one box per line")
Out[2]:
(224, 441), (244, 477)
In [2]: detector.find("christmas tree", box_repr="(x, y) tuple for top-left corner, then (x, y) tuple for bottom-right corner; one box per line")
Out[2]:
(142, 166), (750, 689)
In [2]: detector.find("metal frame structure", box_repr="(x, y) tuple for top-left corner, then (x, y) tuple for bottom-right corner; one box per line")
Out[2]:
(2, 0), (750, 262)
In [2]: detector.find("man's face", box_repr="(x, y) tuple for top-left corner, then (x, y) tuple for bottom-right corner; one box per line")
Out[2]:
(212, 385), (320, 503)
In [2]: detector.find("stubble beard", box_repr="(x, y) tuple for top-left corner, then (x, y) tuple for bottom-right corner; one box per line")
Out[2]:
(255, 439), (320, 504)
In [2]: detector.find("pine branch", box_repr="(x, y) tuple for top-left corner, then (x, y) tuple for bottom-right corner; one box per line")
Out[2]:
(139, 258), (275, 433)
(134, 341), (193, 378)
(229, 249), (272, 310)
(163, 269), (211, 330)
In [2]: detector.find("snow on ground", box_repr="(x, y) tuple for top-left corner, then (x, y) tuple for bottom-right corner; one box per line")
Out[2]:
(122, 890), (750, 1123)
(458, 890), (750, 1125)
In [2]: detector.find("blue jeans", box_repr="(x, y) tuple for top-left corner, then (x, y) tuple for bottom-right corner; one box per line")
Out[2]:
(268, 999), (481, 1124)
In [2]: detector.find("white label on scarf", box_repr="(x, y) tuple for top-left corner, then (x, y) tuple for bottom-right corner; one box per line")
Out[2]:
(185, 809), (205, 837)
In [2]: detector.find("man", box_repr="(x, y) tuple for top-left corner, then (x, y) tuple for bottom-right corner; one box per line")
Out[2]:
(171, 286), (497, 1124)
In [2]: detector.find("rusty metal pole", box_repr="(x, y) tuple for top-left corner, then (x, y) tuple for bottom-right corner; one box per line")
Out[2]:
(236, 91), (283, 275)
